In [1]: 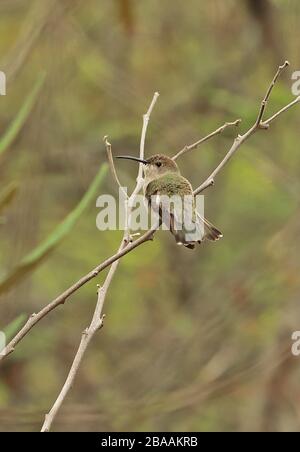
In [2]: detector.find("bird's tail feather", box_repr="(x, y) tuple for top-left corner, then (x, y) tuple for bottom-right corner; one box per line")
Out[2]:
(196, 212), (223, 242)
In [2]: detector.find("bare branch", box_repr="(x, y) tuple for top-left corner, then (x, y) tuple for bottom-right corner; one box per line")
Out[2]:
(39, 93), (160, 431)
(41, 238), (124, 432)
(125, 92), (159, 241)
(41, 311), (105, 432)
(262, 95), (300, 126)
(172, 119), (241, 161)
(194, 61), (297, 195)
(104, 135), (127, 199)
(0, 226), (156, 362)
(138, 91), (159, 179)
(256, 60), (290, 127)
(1, 63), (299, 382)
(0, 93), (160, 363)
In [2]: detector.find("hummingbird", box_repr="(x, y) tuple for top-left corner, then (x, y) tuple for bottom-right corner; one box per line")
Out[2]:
(117, 154), (222, 249)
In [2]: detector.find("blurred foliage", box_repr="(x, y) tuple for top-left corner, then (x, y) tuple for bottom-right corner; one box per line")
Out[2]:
(0, 0), (300, 432)
(0, 163), (107, 295)
(0, 73), (45, 157)
(3, 314), (27, 341)
(0, 182), (18, 214)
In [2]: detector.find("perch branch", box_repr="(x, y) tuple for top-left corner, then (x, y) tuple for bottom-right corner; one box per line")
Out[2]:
(125, 92), (159, 241)
(40, 93), (160, 431)
(104, 135), (127, 198)
(0, 93), (160, 363)
(172, 119), (241, 160)
(194, 61), (299, 194)
(41, 244), (123, 432)
(256, 60), (290, 127)
(1, 62), (299, 371)
(0, 227), (156, 362)
(262, 95), (300, 125)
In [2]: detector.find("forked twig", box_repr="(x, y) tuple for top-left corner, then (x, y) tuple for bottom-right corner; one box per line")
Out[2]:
(172, 119), (241, 160)
(40, 93), (160, 431)
(104, 135), (127, 198)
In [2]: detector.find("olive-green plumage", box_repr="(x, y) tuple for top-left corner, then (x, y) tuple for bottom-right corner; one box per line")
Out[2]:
(146, 172), (193, 199)
(117, 153), (222, 249)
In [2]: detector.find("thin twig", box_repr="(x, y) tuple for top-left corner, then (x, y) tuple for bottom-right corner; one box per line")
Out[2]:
(0, 93), (160, 363)
(256, 60), (290, 127)
(0, 226), (156, 362)
(262, 95), (300, 126)
(194, 61), (297, 195)
(41, 241), (124, 432)
(138, 91), (160, 175)
(172, 119), (241, 160)
(104, 135), (127, 198)
(125, 92), (159, 241)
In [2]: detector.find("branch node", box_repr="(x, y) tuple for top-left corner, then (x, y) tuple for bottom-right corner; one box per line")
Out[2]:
(258, 122), (270, 130)
(148, 231), (156, 241)
(172, 118), (241, 160)
(124, 234), (133, 245)
(99, 314), (106, 329)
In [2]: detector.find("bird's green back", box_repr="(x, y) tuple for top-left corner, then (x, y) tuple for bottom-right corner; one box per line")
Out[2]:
(145, 172), (193, 199)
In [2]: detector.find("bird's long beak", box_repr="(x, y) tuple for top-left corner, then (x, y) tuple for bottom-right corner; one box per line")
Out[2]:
(116, 155), (148, 164)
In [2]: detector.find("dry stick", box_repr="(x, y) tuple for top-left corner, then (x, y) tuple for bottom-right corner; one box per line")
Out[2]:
(0, 94), (159, 363)
(194, 79), (300, 194)
(40, 93), (160, 431)
(263, 94), (300, 125)
(256, 60), (290, 127)
(125, 92), (159, 241)
(0, 227), (155, 362)
(1, 62), (299, 364)
(41, 241), (125, 432)
(104, 135), (128, 199)
(172, 119), (241, 161)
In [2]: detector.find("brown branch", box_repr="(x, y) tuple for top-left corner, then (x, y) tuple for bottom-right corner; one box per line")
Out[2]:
(262, 94), (300, 126)
(1, 62), (299, 376)
(39, 93), (160, 431)
(172, 119), (241, 161)
(0, 92), (159, 363)
(41, 244), (123, 432)
(104, 135), (127, 199)
(125, 91), (159, 241)
(0, 227), (156, 362)
(255, 60), (290, 127)
(194, 61), (299, 195)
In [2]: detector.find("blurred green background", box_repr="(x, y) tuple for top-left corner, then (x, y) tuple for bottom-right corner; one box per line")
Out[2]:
(1, 0), (300, 432)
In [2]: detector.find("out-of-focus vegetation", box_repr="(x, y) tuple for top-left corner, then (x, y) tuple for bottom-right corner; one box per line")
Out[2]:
(0, 0), (300, 432)
(0, 162), (107, 294)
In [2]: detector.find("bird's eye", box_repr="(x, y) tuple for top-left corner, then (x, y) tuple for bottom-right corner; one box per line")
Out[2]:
(156, 162), (162, 167)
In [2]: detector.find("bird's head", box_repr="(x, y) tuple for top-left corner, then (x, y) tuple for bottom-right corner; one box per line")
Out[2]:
(117, 153), (179, 182)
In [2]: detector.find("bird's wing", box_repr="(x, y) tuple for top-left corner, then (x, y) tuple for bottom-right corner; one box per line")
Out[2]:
(146, 177), (203, 242)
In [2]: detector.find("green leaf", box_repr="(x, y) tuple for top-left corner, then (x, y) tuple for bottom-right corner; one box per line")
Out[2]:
(0, 182), (18, 214)
(0, 163), (108, 295)
(0, 72), (46, 158)
(2, 314), (27, 341)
